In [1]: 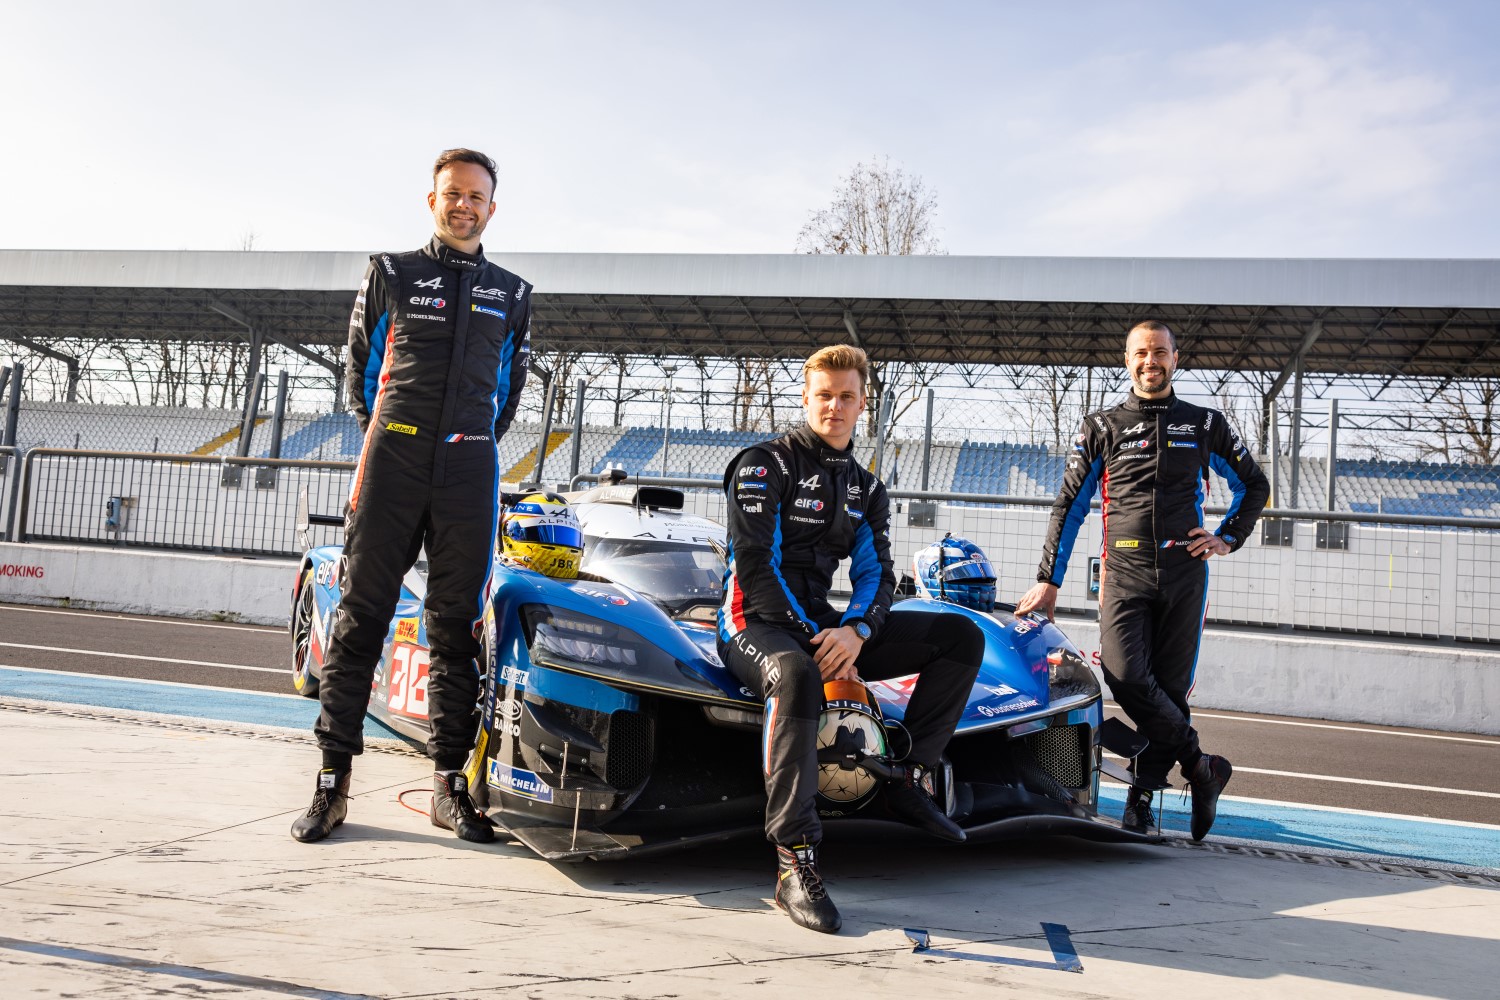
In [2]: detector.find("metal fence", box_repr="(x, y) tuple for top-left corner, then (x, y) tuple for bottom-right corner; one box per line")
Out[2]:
(13, 450), (353, 557)
(6, 443), (1500, 642)
(567, 472), (1500, 644)
(0, 445), (16, 542)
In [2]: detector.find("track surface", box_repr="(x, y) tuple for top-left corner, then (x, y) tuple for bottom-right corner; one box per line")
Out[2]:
(3, 602), (1498, 827)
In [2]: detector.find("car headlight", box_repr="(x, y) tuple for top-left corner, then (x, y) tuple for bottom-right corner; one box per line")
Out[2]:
(520, 604), (729, 703)
(522, 605), (644, 671)
(1046, 645), (1099, 700)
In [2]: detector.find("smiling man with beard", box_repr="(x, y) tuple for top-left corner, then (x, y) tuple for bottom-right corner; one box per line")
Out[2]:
(291, 148), (532, 846)
(1016, 321), (1268, 843)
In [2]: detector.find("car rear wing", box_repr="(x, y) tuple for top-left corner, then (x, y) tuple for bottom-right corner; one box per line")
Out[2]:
(296, 488), (346, 552)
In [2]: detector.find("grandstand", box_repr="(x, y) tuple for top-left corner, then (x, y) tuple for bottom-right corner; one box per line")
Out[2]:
(9, 400), (1499, 518)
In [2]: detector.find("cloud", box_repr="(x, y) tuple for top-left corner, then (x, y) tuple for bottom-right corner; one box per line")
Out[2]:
(1020, 30), (1490, 253)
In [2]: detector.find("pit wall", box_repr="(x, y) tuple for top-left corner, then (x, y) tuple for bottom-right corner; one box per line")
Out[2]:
(1, 542), (1495, 735)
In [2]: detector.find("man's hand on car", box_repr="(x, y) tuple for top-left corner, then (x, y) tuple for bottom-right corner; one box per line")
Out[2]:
(1015, 581), (1059, 621)
(810, 626), (863, 681)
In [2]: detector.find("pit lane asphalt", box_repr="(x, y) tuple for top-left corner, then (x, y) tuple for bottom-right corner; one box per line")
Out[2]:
(3, 602), (1498, 827)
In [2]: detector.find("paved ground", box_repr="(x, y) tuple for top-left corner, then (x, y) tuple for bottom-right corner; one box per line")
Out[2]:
(2, 703), (1498, 1000)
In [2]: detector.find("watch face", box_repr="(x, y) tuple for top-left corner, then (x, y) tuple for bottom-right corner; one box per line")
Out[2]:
(854, 622), (871, 640)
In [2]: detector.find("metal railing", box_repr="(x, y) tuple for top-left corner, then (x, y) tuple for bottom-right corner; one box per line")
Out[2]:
(566, 472), (1500, 644)
(0, 445), (16, 542)
(12, 449), (354, 557)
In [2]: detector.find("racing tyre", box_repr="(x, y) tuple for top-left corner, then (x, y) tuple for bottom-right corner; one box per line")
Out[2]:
(290, 568), (320, 698)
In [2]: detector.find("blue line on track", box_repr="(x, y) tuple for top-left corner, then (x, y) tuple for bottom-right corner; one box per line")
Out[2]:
(1097, 785), (1500, 871)
(0, 667), (400, 743)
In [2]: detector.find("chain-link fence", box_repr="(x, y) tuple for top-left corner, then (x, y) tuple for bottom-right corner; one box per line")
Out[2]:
(568, 474), (1500, 644)
(15, 450), (352, 557)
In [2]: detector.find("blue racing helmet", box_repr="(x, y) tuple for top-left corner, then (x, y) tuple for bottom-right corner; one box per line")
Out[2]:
(913, 534), (997, 612)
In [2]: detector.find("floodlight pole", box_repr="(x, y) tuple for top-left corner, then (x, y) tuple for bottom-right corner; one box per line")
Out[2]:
(1325, 398), (1339, 513)
(920, 388), (935, 491)
(568, 378), (587, 481)
(1288, 356), (1304, 508)
(1266, 399), (1280, 508)
(659, 368), (676, 477)
(533, 378), (559, 486)
(269, 370), (290, 459)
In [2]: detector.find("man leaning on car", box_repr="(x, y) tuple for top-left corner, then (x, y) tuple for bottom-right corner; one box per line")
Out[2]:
(717, 344), (984, 934)
(290, 148), (532, 846)
(1016, 320), (1269, 843)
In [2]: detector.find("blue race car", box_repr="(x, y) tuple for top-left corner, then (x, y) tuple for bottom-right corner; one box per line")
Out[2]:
(290, 480), (1152, 859)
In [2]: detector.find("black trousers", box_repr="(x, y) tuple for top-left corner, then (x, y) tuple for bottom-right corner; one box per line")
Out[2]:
(314, 433), (500, 771)
(1098, 553), (1209, 787)
(719, 610), (983, 847)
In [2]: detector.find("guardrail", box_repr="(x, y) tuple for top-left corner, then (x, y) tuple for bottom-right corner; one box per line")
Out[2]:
(0, 445), (16, 542)
(566, 471), (1500, 643)
(12, 449), (354, 557)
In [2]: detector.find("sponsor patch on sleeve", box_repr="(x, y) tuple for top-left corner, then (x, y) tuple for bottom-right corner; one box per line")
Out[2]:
(385, 422), (418, 435)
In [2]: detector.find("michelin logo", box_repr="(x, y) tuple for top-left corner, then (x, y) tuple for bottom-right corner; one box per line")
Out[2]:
(487, 760), (554, 803)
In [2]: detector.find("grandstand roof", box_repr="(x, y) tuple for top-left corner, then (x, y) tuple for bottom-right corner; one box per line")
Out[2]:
(3, 249), (1499, 378)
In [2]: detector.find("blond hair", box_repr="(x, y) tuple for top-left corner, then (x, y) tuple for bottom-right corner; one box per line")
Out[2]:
(803, 344), (869, 384)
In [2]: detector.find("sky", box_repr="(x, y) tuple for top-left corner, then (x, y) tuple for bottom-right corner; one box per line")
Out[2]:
(4, 1), (1499, 259)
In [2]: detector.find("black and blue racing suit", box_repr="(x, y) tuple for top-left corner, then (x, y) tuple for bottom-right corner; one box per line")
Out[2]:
(718, 424), (981, 845)
(315, 236), (532, 771)
(1036, 391), (1269, 785)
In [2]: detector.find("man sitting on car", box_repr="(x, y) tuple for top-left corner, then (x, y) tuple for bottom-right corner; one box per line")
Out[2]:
(717, 344), (983, 934)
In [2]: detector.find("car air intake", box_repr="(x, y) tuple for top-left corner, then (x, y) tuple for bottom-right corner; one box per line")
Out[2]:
(606, 709), (654, 790)
(1020, 722), (1090, 789)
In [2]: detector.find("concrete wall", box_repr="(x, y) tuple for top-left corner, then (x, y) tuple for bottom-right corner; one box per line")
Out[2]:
(0, 542), (1495, 734)
(1057, 617), (1498, 737)
(0, 542), (294, 626)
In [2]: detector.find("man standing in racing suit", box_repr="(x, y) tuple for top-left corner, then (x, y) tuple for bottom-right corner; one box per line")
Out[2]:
(1017, 321), (1268, 842)
(718, 344), (983, 934)
(292, 149), (531, 845)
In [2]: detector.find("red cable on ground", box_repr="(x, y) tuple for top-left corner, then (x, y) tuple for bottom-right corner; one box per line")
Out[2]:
(396, 788), (433, 815)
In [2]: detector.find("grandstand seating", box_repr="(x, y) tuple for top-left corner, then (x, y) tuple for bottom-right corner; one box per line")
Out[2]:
(10, 403), (1498, 517)
(951, 440), (1061, 496)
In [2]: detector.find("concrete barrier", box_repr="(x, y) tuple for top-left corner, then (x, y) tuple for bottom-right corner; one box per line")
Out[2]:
(1056, 616), (1499, 736)
(1, 542), (1495, 734)
(0, 542), (294, 626)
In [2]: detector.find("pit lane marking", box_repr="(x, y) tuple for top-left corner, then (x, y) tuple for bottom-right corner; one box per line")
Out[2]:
(0, 642), (282, 675)
(1190, 711), (1500, 747)
(0, 605), (276, 632)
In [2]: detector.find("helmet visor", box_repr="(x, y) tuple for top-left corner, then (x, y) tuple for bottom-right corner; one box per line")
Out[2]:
(507, 521), (585, 548)
(941, 558), (995, 582)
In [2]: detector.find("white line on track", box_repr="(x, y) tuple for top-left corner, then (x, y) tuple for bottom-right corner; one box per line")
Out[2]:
(1190, 710), (1500, 747)
(1102, 750), (1500, 799)
(0, 663), (305, 699)
(0, 642), (282, 675)
(1236, 766), (1500, 800)
(0, 604), (278, 632)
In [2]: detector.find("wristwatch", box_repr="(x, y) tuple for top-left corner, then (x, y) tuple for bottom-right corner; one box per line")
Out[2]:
(851, 620), (872, 641)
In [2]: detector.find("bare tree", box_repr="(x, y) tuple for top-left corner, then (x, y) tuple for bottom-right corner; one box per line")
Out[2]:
(796, 158), (945, 256)
(1419, 379), (1500, 465)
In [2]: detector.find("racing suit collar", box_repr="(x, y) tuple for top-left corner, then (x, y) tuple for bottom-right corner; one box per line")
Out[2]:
(1124, 389), (1177, 414)
(424, 234), (486, 271)
(791, 423), (853, 467)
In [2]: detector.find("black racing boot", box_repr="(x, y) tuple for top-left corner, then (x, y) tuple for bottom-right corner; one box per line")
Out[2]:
(1186, 754), (1233, 842)
(1121, 785), (1155, 834)
(431, 772), (495, 844)
(885, 763), (966, 843)
(775, 844), (841, 934)
(290, 768), (350, 843)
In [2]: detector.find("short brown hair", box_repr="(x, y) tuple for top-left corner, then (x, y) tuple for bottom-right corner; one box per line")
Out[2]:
(433, 148), (498, 198)
(803, 344), (869, 384)
(1127, 320), (1176, 350)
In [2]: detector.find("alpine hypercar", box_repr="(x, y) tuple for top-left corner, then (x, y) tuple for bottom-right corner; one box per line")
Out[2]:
(290, 480), (1154, 859)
